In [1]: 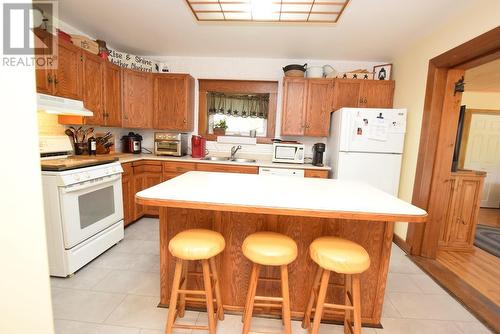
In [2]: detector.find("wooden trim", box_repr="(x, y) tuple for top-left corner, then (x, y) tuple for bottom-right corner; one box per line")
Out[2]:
(392, 233), (410, 254)
(407, 27), (500, 258)
(198, 79), (278, 143)
(411, 256), (500, 334)
(136, 196), (427, 222)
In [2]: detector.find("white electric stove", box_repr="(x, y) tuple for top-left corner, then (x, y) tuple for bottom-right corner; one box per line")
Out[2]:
(40, 136), (124, 277)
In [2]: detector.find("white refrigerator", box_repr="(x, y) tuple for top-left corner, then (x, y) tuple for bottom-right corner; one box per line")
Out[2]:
(327, 108), (407, 196)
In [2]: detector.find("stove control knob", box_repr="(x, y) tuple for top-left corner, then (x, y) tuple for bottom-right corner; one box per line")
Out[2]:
(104, 169), (110, 175)
(73, 175), (80, 181)
(111, 167), (116, 173)
(85, 173), (90, 179)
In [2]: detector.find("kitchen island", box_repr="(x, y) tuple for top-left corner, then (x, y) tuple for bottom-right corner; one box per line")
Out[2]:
(136, 171), (426, 326)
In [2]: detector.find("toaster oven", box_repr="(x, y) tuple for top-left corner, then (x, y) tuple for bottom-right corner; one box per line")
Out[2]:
(154, 133), (188, 157)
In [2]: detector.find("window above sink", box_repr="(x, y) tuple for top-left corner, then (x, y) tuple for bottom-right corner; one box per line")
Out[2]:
(198, 79), (278, 144)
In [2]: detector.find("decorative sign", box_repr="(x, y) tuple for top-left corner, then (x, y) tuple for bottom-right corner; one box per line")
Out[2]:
(108, 49), (160, 73)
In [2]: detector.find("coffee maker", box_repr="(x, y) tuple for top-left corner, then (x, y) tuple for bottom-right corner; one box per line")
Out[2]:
(312, 143), (326, 167)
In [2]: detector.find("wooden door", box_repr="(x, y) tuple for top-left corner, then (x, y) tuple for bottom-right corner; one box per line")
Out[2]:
(82, 52), (104, 124)
(361, 81), (395, 108)
(122, 69), (153, 128)
(53, 39), (83, 100)
(438, 177), (459, 247)
(448, 176), (484, 249)
(103, 62), (122, 127)
(133, 172), (145, 220)
(305, 79), (334, 137)
(34, 30), (54, 94)
(332, 79), (361, 110)
(281, 78), (307, 136)
(121, 163), (134, 226)
(463, 113), (500, 207)
(154, 75), (192, 131)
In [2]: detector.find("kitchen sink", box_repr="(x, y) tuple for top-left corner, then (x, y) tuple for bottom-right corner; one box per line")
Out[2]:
(231, 158), (257, 163)
(203, 156), (230, 161)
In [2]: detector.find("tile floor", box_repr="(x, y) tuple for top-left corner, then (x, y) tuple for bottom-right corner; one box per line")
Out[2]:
(51, 218), (492, 334)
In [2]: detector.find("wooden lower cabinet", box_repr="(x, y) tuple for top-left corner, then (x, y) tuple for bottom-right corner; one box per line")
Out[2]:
(304, 169), (329, 178)
(121, 160), (330, 225)
(438, 170), (486, 251)
(132, 161), (163, 217)
(121, 163), (134, 226)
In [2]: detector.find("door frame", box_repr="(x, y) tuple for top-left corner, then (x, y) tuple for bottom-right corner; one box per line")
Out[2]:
(406, 27), (500, 258)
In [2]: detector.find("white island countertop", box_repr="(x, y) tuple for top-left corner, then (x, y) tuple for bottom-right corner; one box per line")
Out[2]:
(136, 171), (427, 222)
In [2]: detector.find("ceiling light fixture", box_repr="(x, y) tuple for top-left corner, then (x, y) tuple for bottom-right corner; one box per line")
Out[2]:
(184, 0), (350, 23)
(251, 0), (273, 20)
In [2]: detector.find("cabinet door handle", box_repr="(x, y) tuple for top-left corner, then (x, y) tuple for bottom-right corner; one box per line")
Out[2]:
(359, 97), (363, 104)
(183, 119), (187, 124)
(47, 74), (53, 84)
(364, 98), (367, 104)
(54, 75), (58, 85)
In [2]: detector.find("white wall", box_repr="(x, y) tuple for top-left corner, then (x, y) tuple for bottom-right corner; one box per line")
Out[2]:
(391, 0), (500, 239)
(0, 1), (55, 331)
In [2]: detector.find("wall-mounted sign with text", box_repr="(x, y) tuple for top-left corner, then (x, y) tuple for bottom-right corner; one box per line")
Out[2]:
(108, 49), (160, 73)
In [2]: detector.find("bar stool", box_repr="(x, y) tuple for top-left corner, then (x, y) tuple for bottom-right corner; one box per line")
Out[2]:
(302, 237), (370, 334)
(241, 232), (298, 334)
(165, 229), (225, 334)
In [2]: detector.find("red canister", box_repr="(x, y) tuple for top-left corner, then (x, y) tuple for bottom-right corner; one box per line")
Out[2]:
(191, 135), (207, 158)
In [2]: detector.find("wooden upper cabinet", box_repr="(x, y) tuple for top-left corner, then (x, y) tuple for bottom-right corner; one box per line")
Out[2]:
(362, 80), (395, 108)
(153, 74), (194, 131)
(122, 69), (153, 128)
(34, 30), (54, 95)
(103, 62), (122, 127)
(281, 78), (308, 136)
(332, 79), (395, 110)
(305, 79), (334, 136)
(82, 52), (104, 124)
(281, 78), (334, 137)
(332, 79), (362, 110)
(53, 39), (83, 100)
(35, 31), (82, 99)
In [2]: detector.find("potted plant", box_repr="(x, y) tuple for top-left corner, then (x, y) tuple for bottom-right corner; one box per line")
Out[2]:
(213, 119), (228, 136)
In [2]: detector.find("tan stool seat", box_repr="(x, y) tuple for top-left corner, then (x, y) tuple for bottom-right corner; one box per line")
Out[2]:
(309, 237), (370, 274)
(169, 229), (225, 260)
(242, 232), (297, 266)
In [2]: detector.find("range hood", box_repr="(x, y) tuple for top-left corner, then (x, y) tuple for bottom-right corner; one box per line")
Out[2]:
(37, 93), (93, 117)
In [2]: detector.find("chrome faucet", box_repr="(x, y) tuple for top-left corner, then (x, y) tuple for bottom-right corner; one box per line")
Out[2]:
(230, 145), (242, 160)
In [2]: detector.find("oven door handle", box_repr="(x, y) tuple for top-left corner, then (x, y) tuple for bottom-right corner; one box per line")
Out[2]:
(61, 174), (121, 194)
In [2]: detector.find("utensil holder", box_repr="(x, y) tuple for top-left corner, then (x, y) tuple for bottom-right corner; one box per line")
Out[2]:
(74, 143), (88, 155)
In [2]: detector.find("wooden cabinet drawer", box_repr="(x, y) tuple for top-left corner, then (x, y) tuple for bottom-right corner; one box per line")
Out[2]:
(163, 172), (182, 181)
(163, 162), (197, 173)
(304, 169), (329, 178)
(196, 163), (258, 174)
(132, 164), (162, 173)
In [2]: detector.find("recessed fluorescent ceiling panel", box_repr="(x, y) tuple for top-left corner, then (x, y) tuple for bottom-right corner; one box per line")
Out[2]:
(185, 0), (350, 23)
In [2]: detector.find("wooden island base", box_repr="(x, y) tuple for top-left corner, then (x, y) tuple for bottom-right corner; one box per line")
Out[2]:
(158, 207), (394, 327)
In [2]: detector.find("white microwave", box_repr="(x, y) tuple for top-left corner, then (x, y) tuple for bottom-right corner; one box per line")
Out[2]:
(272, 143), (305, 164)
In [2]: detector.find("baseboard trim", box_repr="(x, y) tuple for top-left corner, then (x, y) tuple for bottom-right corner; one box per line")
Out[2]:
(393, 233), (410, 254)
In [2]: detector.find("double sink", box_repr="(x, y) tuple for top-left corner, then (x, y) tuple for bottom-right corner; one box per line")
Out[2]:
(203, 156), (257, 163)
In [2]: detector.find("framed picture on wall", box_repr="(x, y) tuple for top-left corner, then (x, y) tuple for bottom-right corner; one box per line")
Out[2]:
(373, 64), (392, 80)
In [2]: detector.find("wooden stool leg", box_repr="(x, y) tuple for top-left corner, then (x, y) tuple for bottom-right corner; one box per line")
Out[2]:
(165, 258), (183, 334)
(344, 274), (352, 334)
(178, 260), (188, 318)
(202, 259), (217, 334)
(242, 263), (260, 334)
(352, 274), (362, 334)
(280, 265), (292, 334)
(209, 257), (224, 321)
(302, 266), (323, 329)
(310, 270), (331, 334)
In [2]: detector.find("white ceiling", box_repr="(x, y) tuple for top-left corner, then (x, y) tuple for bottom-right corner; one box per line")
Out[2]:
(58, 0), (472, 60)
